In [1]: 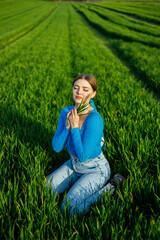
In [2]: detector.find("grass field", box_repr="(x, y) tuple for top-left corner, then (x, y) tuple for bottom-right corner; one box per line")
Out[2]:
(0, 0), (160, 239)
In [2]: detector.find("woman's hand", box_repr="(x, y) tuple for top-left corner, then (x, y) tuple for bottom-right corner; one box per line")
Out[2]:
(65, 110), (72, 130)
(65, 118), (71, 130)
(66, 107), (79, 130)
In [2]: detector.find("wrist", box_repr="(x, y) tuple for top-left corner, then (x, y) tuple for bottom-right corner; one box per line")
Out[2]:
(71, 124), (79, 129)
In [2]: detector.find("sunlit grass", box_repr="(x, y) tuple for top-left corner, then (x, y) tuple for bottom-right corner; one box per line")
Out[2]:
(0, 1), (159, 239)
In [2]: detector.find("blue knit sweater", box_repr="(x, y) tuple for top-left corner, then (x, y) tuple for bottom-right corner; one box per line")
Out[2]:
(52, 103), (104, 162)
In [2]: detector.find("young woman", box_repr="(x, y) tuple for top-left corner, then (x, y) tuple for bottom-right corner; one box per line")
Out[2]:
(46, 74), (124, 215)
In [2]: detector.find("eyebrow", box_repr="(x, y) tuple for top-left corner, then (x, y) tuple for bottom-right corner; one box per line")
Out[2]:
(74, 85), (89, 89)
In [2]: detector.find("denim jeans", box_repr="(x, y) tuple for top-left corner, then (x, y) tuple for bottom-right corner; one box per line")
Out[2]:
(46, 152), (112, 215)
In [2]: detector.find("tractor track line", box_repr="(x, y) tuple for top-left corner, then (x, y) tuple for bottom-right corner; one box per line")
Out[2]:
(84, 6), (160, 38)
(73, 5), (160, 100)
(89, 3), (160, 27)
(73, 6), (160, 49)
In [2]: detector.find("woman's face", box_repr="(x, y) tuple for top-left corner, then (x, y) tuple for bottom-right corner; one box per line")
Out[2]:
(72, 79), (96, 105)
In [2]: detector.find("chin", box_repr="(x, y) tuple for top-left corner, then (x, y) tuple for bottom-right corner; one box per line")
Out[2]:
(75, 101), (81, 106)
(74, 98), (82, 103)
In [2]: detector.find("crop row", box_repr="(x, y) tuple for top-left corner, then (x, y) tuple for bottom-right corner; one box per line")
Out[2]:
(65, 6), (160, 237)
(92, 1), (160, 25)
(0, 4), (74, 239)
(70, 3), (159, 175)
(0, 0), (58, 49)
(0, 0), (44, 22)
(76, 4), (160, 47)
(86, 3), (160, 37)
(73, 3), (160, 94)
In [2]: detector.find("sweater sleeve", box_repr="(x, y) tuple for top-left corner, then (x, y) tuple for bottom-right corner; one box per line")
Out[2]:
(52, 108), (70, 152)
(70, 114), (103, 162)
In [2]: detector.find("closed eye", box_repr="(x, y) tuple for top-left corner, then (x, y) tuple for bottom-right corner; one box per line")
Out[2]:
(74, 87), (89, 91)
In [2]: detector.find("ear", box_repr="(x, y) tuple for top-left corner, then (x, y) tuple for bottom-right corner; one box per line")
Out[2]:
(91, 91), (96, 99)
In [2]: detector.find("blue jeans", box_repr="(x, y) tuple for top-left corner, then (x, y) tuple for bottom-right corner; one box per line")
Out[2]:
(46, 152), (112, 215)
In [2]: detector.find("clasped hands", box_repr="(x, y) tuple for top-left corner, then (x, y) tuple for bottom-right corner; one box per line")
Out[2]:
(65, 107), (79, 130)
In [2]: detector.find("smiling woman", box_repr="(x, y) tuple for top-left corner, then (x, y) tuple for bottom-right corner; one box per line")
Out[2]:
(45, 73), (124, 215)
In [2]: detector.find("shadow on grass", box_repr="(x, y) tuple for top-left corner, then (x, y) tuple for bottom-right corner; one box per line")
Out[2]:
(108, 41), (160, 98)
(0, 104), (69, 177)
(90, 3), (160, 26)
(86, 7), (160, 38)
(73, 6), (160, 99)
(74, 7), (160, 49)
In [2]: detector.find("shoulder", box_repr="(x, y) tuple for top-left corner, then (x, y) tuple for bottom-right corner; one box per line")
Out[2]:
(60, 106), (74, 116)
(87, 109), (103, 125)
(62, 106), (74, 113)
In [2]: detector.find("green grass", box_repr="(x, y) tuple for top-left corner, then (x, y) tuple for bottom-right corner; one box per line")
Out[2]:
(74, 3), (160, 95)
(86, 3), (160, 37)
(0, 1), (160, 239)
(74, 4), (160, 48)
(0, 0), (58, 49)
(93, 1), (160, 25)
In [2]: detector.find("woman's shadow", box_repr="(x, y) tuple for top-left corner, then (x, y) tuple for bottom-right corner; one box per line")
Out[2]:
(0, 104), (69, 178)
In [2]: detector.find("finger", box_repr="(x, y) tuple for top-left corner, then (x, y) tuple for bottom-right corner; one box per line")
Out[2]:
(74, 107), (78, 116)
(73, 108), (77, 116)
(67, 111), (72, 118)
(68, 110), (73, 119)
(71, 109), (74, 118)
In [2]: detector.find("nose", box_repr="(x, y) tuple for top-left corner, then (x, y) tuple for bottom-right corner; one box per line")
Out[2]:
(77, 88), (82, 94)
